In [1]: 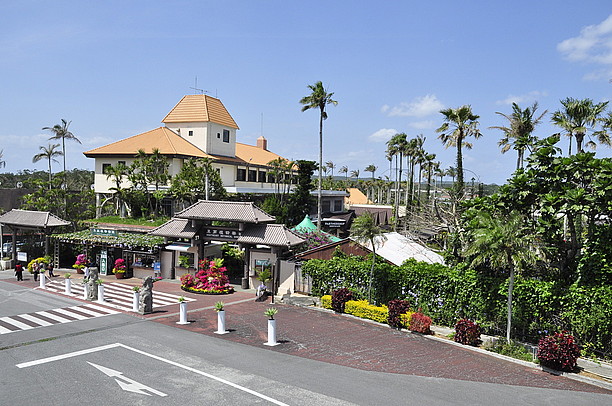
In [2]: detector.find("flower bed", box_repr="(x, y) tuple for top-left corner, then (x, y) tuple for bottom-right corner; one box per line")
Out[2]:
(180, 258), (234, 295)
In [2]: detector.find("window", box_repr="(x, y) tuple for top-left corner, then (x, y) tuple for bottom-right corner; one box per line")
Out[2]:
(118, 161), (126, 166)
(258, 171), (266, 183)
(236, 169), (246, 181)
(217, 133), (221, 138)
(188, 130), (193, 136)
(102, 163), (111, 174)
(248, 169), (257, 182)
(334, 199), (343, 212)
(223, 129), (230, 143)
(267, 173), (275, 183)
(322, 200), (331, 213)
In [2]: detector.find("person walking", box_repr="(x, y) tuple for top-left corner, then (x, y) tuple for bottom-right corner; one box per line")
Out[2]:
(32, 262), (39, 281)
(47, 263), (56, 277)
(15, 263), (24, 281)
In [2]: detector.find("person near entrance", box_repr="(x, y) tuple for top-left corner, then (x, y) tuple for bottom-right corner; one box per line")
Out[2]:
(32, 262), (39, 281)
(47, 264), (56, 277)
(15, 263), (24, 281)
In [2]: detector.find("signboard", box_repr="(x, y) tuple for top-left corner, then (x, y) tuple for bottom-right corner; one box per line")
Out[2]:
(321, 219), (345, 228)
(203, 227), (241, 241)
(17, 251), (27, 262)
(99, 249), (108, 275)
(91, 228), (118, 237)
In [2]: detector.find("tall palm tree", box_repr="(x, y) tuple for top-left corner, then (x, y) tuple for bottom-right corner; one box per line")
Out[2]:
(551, 98), (609, 154)
(0, 150), (5, 169)
(105, 162), (129, 216)
(465, 211), (537, 343)
(350, 169), (360, 179)
(300, 81), (338, 230)
(43, 119), (81, 183)
(491, 102), (546, 170)
(32, 144), (63, 187)
(364, 164), (377, 180)
(436, 105), (482, 199)
(350, 211), (387, 303)
(386, 133), (408, 226)
(339, 165), (348, 181)
(325, 161), (336, 178)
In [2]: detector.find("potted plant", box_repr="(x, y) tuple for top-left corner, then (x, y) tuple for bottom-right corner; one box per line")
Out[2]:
(177, 296), (189, 325)
(214, 301), (228, 334)
(178, 255), (191, 269)
(96, 279), (105, 303)
(132, 286), (140, 312)
(113, 258), (127, 279)
(264, 307), (279, 346)
(73, 254), (87, 274)
(64, 273), (72, 295)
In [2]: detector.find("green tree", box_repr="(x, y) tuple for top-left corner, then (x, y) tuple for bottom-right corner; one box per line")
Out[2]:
(491, 102), (546, 170)
(170, 158), (226, 209)
(286, 160), (316, 226)
(325, 160), (336, 178)
(464, 210), (537, 342)
(300, 81), (338, 230)
(32, 143), (63, 187)
(104, 162), (129, 216)
(42, 119), (81, 181)
(364, 164), (377, 180)
(0, 150), (5, 169)
(349, 211), (387, 303)
(551, 97), (609, 155)
(436, 106), (482, 199)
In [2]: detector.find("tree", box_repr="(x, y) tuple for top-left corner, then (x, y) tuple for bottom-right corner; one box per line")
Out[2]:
(286, 160), (316, 226)
(551, 98), (609, 155)
(491, 102), (546, 170)
(339, 165), (348, 181)
(386, 133), (408, 228)
(464, 210), (537, 343)
(32, 144), (63, 187)
(350, 169), (360, 179)
(104, 162), (129, 216)
(300, 81), (338, 230)
(43, 119), (81, 181)
(364, 164), (377, 180)
(436, 106), (481, 199)
(0, 150), (5, 169)
(171, 158), (226, 208)
(350, 211), (387, 303)
(325, 161), (336, 178)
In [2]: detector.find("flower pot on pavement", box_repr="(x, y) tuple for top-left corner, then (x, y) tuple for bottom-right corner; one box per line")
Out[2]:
(97, 284), (105, 303)
(177, 301), (189, 325)
(132, 291), (140, 312)
(64, 278), (72, 295)
(265, 319), (279, 346)
(215, 310), (228, 334)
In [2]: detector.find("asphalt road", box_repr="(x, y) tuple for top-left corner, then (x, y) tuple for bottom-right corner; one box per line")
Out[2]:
(1, 276), (611, 405)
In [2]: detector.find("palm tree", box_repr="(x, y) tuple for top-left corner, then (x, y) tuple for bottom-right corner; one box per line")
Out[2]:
(364, 164), (377, 180)
(32, 144), (63, 187)
(436, 105), (481, 199)
(386, 133), (408, 226)
(339, 165), (348, 181)
(105, 162), (129, 215)
(464, 211), (537, 343)
(0, 150), (5, 169)
(350, 211), (387, 303)
(325, 161), (336, 178)
(491, 102), (546, 170)
(551, 97), (609, 154)
(43, 119), (81, 183)
(350, 169), (360, 179)
(300, 81), (338, 230)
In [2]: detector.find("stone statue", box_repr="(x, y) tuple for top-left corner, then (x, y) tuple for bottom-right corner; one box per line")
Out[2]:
(139, 276), (154, 314)
(86, 266), (99, 301)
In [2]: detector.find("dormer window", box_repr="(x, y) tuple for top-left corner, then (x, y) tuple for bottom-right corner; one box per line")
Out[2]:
(223, 129), (230, 143)
(188, 130), (193, 136)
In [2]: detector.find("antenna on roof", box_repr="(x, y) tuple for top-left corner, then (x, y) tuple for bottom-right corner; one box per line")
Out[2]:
(190, 76), (208, 95)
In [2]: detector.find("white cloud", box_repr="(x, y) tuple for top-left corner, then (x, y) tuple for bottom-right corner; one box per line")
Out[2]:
(495, 90), (548, 106)
(368, 128), (398, 142)
(408, 120), (435, 130)
(383, 94), (444, 117)
(557, 14), (612, 69)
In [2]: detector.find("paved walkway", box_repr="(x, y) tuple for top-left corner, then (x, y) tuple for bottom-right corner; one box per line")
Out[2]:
(2, 268), (612, 395)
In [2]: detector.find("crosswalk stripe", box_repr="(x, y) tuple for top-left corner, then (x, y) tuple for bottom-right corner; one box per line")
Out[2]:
(0, 316), (34, 330)
(35, 310), (72, 324)
(18, 314), (54, 327)
(52, 308), (89, 320)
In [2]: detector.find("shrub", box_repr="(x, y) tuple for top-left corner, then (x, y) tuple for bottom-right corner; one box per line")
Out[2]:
(344, 300), (388, 323)
(454, 319), (481, 345)
(321, 295), (332, 309)
(331, 288), (353, 313)
(537, 332), (581, 372)
(400, 311), (415, 329)
(387, 299), (411, 328)
(485, 340), (535, 363)
(410, 312), (433, 334)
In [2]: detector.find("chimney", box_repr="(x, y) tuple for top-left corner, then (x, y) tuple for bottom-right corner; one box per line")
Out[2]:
(256, 135), (268, 151)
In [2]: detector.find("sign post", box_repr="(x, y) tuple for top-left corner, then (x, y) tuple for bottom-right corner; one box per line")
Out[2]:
(100, 249), (108, 276)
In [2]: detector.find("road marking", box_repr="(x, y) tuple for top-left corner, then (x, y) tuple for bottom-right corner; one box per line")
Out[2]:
(17, 343), (290, 406)
(0, 316), (34, 330)
(88, 362), (167, 397)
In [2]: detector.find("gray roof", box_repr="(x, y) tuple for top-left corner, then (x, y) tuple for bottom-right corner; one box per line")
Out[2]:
(176, 200), (275, 223)
(0, 209), (70, 229)
(357, 232), (444, 265)
(238, 224), (305, 247)
(149, 218), (200, 239)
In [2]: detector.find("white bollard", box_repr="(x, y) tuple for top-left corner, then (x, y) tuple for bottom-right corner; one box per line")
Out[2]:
(39, 273), (46, 289)
(64, 278), (72, 295)
(97, 284), (105, 303)
(132, 291), (140, 312)
(177, 301), (189, 324)
(265, 319), (279, 346)
(83, 283), (88, 300)
(215, 310), (229, 334)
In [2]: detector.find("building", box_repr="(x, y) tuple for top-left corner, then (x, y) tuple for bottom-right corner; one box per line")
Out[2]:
(84, 94), (296, 216)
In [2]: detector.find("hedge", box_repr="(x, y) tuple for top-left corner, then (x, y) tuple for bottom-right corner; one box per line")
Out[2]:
(344, 300), (388, 324)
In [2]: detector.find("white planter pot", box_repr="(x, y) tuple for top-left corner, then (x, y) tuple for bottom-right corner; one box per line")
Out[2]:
(265, 319), (279, 346)
(177, 301), (189, 324)
(83, 283), (88, 300)
(215, 310), (228, 334)
(39, 273), (46, 289)
(64, 278), (72, 295)
(97, 285), (105, 303)
(132, 291), (140, 312)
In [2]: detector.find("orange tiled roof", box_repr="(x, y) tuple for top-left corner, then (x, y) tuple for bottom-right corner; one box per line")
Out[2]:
(235, 142), (291, 167)
(162, 95), (239, 129)
(83, 127), (213, 158)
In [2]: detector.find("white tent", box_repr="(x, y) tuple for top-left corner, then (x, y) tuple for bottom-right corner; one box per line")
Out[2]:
(357, 232), (444, 266)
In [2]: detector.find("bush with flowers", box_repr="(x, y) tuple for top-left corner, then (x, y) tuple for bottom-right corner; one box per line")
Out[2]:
(72, 254), (87, 273)
(27, 257), (50, 273)
(180, 258), (234, 294)
(113, 258), (127, 274)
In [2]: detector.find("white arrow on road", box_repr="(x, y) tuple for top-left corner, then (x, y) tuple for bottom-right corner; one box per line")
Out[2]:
(87, 361), (168, 397)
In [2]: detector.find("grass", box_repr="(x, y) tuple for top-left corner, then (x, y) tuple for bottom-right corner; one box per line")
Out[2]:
(86, 216), (170, 227)
(484, 340), (536, 363)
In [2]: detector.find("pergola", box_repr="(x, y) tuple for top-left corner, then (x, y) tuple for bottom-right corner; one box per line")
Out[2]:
(0, 209), (71, 264)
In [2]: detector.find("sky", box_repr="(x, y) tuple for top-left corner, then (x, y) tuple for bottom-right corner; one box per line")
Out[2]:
(1, 0), (612, 185)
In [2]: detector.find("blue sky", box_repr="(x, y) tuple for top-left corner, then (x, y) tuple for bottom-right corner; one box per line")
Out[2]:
(1, 1), (612, 185)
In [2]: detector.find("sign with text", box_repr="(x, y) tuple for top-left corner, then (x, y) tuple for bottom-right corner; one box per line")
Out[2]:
(203, 227), (241, 241)
(99, 249), (108, 275)
(91, 228), (118, 237)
